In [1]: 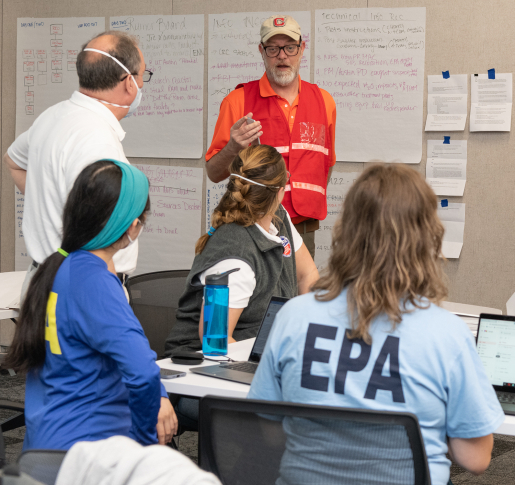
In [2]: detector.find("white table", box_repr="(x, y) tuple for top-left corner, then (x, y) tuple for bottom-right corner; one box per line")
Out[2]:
(157, 339), (255, 399)
(442, 301), (502, 337)
(0, 271), (26, 320)
(157, 325), (515, 436)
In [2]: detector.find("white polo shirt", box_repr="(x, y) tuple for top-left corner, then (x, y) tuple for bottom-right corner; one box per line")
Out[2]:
(8, 91), (138, 273)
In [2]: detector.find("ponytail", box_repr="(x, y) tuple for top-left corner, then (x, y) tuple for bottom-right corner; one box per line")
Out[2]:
(196, 145), (287, 254)
(5, 253), (67, 371)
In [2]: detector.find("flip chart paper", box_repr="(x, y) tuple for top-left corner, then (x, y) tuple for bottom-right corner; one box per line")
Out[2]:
(437, 202), (465, 259)
(315, 8), (426, 163)
(111, 15), (204, 158)
(425, 74), (468, 131)
(15, 188), (32, 271)
(16, 17), (104, 137)
(208, 11), (311, 145)
(470, 73), (513, 132)
(314, 172), (361, 271)
(205, 177), (229, 231)
(426, 139), (467, 196)
(133, 165), (203, 274)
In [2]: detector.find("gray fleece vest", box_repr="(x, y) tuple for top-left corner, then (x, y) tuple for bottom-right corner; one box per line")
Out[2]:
(164, 206), (298, 354)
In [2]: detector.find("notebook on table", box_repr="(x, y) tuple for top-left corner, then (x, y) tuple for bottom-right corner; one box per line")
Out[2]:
(191, 296), (289, 385)
(476, 313), (515, 415)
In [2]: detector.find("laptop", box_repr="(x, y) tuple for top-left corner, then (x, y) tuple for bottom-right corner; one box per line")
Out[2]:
(476, 313), (515, 415)
(191, 296), (289, 385)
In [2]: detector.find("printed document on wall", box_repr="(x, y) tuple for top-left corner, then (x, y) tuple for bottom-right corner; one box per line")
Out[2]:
(437, 201), (465, 259)
(426, 139), (467, 196)
(315, 8), (426, 163)
(314, 172), (361, 271)
(425, 74), (467, 131)
(111, 16), (204, 158)
(14, 188), (32, 271)
(470, 73), (512, 132)
(208, 11), (311, 145)
(16, 18), (104, 137)
(133, 165), (202, 274)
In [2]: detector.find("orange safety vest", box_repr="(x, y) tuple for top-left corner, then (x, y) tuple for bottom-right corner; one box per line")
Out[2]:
(237, 80), (331, 221)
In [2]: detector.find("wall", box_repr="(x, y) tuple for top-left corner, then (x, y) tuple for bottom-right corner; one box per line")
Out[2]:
(1, 0), (514, 316)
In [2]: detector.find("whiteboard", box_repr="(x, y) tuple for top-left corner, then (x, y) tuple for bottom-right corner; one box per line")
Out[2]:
(208, 11), (311, 145)
(110, 15), (204, 158)
(133, 164), (203, 275)
(315, 8), (426, 163)
(16, 17), (105, 137)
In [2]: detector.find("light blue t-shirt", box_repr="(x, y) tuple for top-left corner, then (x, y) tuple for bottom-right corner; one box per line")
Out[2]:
(248, 290), (504, 485)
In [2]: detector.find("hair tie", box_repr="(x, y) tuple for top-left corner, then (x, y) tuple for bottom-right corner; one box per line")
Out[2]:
(207, 226), (216, 236)
(57, 248), (69, 257)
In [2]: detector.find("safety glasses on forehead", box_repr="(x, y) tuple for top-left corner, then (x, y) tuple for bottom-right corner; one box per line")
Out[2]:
(230, 171), (291, 188)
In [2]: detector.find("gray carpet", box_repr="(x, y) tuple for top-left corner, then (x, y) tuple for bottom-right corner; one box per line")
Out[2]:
(1, 369), (514, 482)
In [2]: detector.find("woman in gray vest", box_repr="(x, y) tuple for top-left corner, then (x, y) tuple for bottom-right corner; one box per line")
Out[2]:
(165, 144), (319, 356)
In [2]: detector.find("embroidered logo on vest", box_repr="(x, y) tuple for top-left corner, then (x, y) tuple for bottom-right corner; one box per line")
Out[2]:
(280, 236), (292, 257)
(273, 18), (285, 27)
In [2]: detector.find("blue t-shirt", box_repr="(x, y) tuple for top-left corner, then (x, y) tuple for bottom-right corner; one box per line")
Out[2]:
(248, 290), (504, 485)
(24, 250), (167, 450)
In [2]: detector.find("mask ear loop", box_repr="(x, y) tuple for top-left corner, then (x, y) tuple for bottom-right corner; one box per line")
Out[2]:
(229, 173), (282, 189)
(83, 48), (139, 109)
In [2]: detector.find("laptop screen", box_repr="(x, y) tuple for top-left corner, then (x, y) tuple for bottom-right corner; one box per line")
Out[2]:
(476, 315), (515, 389)
(249, 297), (288, 363)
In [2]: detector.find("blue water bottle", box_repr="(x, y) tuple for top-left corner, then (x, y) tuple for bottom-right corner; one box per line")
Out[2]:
(203, 268), (240, 356)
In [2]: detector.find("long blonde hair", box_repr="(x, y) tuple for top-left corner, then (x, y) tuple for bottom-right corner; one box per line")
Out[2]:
(312, 163), (447, 342)
(197, 145), (287, 254)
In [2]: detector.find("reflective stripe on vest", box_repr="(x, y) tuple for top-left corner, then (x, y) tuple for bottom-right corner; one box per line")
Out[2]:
(275, 146), (289, 154)
(291, 143), (329, 156)
(291, 181), (326, 195)
(285, 182), (325, 195)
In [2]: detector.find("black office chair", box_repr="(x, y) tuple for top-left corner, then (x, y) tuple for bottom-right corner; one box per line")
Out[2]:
(199, 396), (431, 485)
(0, 400), (25, 469)
(127, 270), (189, 359)
(18, 450), (66, 485)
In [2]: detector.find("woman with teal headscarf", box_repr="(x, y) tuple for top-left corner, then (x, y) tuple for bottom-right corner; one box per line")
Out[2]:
(6, 160), (177, 450)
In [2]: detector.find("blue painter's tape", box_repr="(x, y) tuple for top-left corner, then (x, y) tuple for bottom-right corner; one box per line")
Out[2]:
(441, 199), (449, 208)
(488, 68), (495, 79)
(443, 136), (450, 144)
(442, 70), (450, 79)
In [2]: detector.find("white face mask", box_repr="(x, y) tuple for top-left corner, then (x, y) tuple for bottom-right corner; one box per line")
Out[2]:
(83, 48), (142, 116)
(126, 220), (143, 246)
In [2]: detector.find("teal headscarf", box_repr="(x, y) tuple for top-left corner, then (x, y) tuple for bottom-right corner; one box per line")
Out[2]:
(82, 160), (149, 250)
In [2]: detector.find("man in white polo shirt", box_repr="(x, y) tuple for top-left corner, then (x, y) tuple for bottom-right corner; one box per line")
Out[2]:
(4, 31), (151, 297)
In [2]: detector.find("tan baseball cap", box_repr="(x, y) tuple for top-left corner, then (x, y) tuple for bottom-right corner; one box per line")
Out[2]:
(260, 15), (301, 43)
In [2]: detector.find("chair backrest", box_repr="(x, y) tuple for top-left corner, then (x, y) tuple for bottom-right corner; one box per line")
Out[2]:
(199, 396), (431, 485)
(127, 270), (189, 359)
(18, 450), (66, 485)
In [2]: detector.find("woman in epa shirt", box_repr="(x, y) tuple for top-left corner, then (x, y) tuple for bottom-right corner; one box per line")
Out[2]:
(249, 163), (504, 485)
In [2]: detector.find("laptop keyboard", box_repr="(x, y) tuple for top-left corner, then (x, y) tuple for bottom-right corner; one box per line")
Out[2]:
(220, 362), (258, 374)
(497, 392), (515, 404)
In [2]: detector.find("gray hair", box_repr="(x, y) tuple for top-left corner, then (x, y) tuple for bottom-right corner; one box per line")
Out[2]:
(77, 31), (141, 91)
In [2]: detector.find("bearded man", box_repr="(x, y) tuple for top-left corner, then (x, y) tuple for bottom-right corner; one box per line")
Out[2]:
(205, 15), (336, 257)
